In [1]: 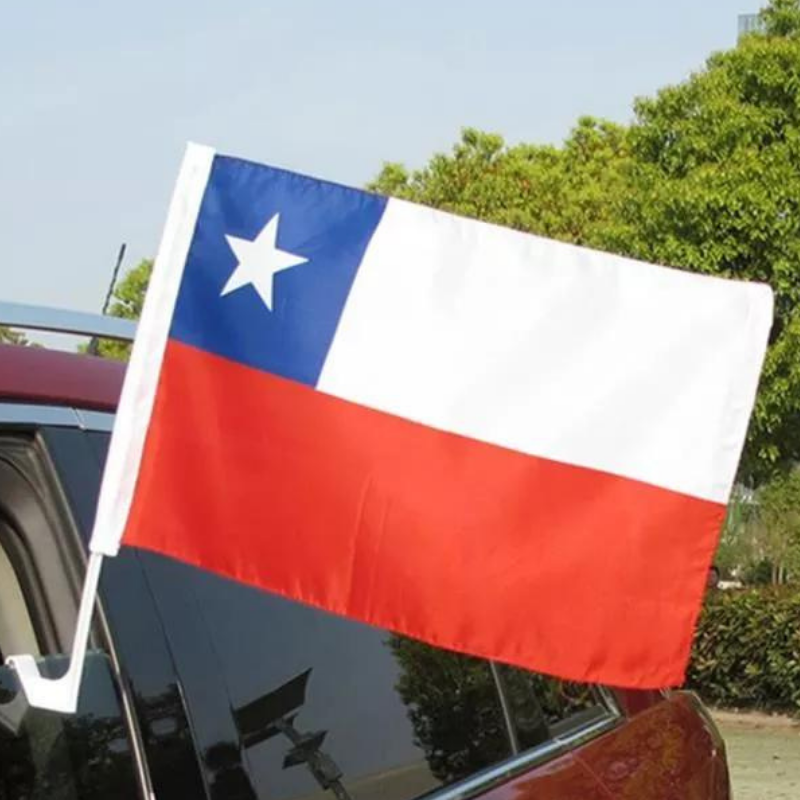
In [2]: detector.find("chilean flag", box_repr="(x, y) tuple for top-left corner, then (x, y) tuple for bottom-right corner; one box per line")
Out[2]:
(92, 143), (772, 689)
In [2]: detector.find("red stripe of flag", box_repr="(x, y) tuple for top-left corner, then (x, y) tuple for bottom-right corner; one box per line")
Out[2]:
(124, 339), (725, 687)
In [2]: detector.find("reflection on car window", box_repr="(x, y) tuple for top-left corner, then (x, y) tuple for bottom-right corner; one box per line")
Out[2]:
(498, 665), (606, 749)
(0, 653), (140, 800)
(0, 531), (40, 662)
(143, 555), (513, 800)
(388, 637), (510, 785)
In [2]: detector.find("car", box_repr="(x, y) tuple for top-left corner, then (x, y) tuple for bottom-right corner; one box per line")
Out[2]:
(0, 301), (731, 800)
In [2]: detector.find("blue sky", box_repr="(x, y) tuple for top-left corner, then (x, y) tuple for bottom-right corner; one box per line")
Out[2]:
(1, 0), (756, 315)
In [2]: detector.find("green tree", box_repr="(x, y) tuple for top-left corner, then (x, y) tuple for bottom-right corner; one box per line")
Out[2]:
(0, 327), (28, 346)
(608, 3), (800, 482)
(760, 0), (800, 37)
(752, 469), (800, 583)
(369, 118), (629, 248)
(716, 470), (800, 584)
(715, 485), (759, 575)
(387, 636), (509, 782)
(93, 259), (152, 361)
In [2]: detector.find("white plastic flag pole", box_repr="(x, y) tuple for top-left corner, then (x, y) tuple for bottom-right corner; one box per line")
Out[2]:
(5, 552), (105, 714)
(2, 145), (216, 715)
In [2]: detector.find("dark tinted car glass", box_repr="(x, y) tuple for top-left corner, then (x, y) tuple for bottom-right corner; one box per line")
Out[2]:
(0, 653), (140, 800)
(498, 665), (607, 749)
(142, 554), (513, 800)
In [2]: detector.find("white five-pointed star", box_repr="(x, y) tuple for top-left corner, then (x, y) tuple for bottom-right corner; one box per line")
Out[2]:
(221, 214), (308, 310)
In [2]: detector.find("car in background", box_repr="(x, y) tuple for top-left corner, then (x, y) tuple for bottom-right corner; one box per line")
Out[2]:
(0, 302), (731, 799)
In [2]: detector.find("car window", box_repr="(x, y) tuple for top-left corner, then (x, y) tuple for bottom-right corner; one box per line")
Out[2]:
(0, 526), (40, 661)
(141, 553), (514, 800)
(0, 653), (141, 800)
(498, 664), (609, 749)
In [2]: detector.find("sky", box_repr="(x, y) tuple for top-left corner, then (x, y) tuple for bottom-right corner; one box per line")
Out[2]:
(1, 0), (757, 319)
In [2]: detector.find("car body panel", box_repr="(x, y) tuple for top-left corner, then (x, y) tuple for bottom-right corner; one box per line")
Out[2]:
(576, 691), (728, 800)
(0, 344), (123, 410)
(479, 752), (611, 799)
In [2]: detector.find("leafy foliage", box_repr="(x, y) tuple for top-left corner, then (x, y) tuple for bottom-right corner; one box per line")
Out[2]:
(388, 636), (509, 782)
(753, 469), (800, 581)
(369, 119), (629, 249)
(688, 588), (800, 712)
(612, 20), (800, 482)
(760, 0), (800, 37)
(714, 486), (759, 575)
(0, 327), (28, 346)
(93, 259), (152, 361)
(714, 470), (800, 583)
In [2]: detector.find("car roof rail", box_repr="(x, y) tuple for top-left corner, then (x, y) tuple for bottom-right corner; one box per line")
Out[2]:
(0, 301), (136, 342)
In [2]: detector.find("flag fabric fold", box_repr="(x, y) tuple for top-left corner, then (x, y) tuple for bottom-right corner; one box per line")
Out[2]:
(92, 143), (773, 688)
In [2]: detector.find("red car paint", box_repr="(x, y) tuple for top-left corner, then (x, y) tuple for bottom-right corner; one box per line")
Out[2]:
(0, 344), (123, 410)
